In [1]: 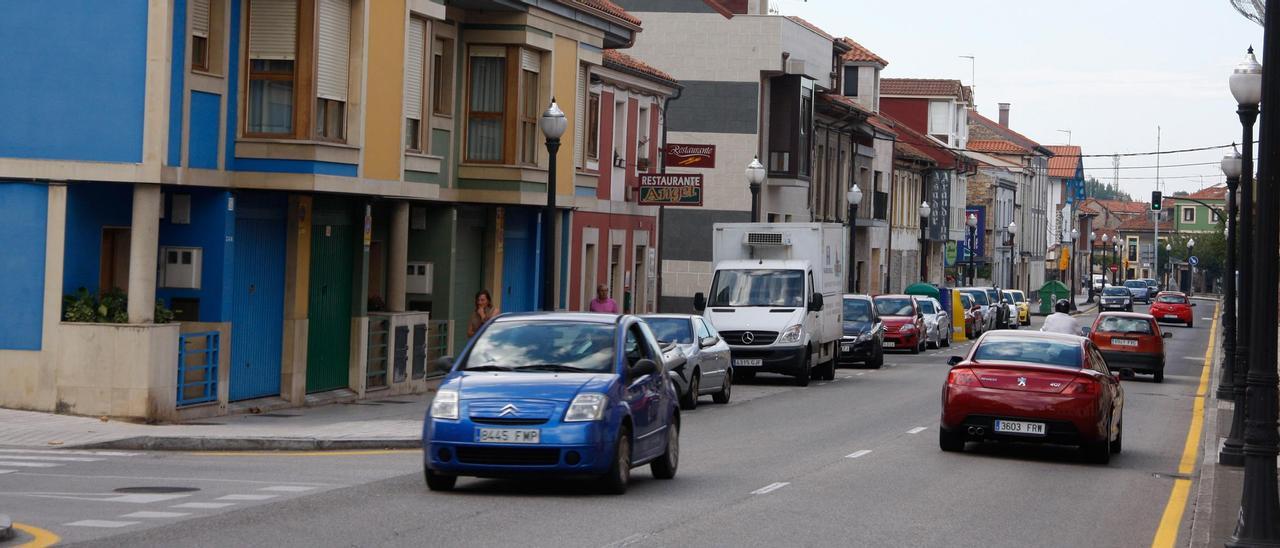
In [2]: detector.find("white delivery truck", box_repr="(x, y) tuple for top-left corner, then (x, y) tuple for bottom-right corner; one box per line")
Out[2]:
(693, 223), (845, 387)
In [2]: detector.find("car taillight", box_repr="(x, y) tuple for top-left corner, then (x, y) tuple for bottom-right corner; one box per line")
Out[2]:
(1064, 377), (1101, 395)
(947, 368), (979, 386)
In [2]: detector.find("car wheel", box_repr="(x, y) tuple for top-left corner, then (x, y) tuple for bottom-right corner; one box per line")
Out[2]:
(712, 370), (732, 404)
(911, 337), (921, 355)
(1187, 321), (1194, 329)
(650, 422), (679, 480)
(600, 428), (631, 495)
(1154, 368), (1164, 383)
(1082, 416), (1112, 464)
(424, 466), (457, 492)
(794, 350), (811, 387)
(1126, 305), (1133, 312)
(941, 328), (951, 347)
(868, 346), (884, 369)
(939, 427), (965, 452)
(819, 354), (836, 381)
(1110, 416), (1123, 454)
(679, 372), (699, 410)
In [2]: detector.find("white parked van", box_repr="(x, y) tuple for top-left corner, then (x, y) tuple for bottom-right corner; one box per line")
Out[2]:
(694, 223), (844, 387)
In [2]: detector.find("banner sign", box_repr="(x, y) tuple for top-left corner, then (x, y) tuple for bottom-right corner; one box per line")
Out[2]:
(638, 174), (704, 206)
(664, 144), (716, 168)
(927, 170), (950, 241)
(959, 205), (986, 261)
(944, 240), (958, 267)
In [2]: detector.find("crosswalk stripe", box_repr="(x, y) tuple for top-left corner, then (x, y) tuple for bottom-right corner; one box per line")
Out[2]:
(0, 455), (103, 462)
(172, 502), (236, 509)
(121, 511), (191, 519)
(64, 520), (139, 528)
(0, 461), (61, 468)
(0, 449), (140, 457)
(260, 485), (316, 492)
(217, 494), (278, 501)
(0, 470), (15, 474)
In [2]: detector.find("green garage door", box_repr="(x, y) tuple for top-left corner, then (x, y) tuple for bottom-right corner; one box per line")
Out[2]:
(307, 205), (355, 393)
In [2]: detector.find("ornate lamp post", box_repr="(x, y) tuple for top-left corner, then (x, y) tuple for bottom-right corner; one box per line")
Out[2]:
(746, 157), (766, 223)
(1007, 221), (1018, 290)
(1186, 238), (1196, 297)
(539, 100), (567, 311)
(1217, 153), (1242, 403)
(1101, 233), (1111, 286)
(919, 201), (932, 282)
(1165, 242), (1173, 292)
(966, 213), (978, 285)
(1070, 228), (1079, 310)
(1087, 230), (1097, 302)
(846, 184), (863, 293)
(1112, 242), (1119, 286)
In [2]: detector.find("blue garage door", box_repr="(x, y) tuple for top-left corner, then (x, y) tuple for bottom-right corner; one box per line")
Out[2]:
(502, 209), (541, 312)
(229, 198), (286, 401)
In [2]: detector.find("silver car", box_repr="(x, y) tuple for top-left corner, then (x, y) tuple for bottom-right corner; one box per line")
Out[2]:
(641, 314), (732, 410)
(915, 297), (951, 349)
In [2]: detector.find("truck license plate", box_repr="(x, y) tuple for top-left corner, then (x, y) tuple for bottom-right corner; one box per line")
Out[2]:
(993, 420), (1045, 436)
(475, 428), (540, 444)
(734, 358), (763, 367)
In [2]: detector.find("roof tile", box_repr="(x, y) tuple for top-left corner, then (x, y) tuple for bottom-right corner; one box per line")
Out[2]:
(1045, 145), (1082, 178)
(968, 109), (1044, 151)
(786, 16), (833, 40)
(968, 139), (1028, 154)
(1186, 184), (1228, 200)
(837, 37), (887, 66)
(881, 78), (967, 100)
(572, 0), (641, 26)
(603, 49), (678, 85)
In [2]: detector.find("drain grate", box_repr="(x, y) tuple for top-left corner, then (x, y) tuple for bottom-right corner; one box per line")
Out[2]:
(1151, 472), (1192, 480)
(114, 486), (201, 494)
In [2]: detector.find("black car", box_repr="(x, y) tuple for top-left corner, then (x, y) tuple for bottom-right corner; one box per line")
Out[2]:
(837, 295), (885, 368)
(1100, 286), (1134, 312)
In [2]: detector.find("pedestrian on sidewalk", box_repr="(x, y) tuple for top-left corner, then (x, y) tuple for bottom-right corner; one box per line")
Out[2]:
(467, 289), (499, 338)
(589, 284), (619, 313)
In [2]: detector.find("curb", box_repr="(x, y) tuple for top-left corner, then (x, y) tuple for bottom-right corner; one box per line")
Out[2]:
(1188, 308), (1226, 547)
(75, 436), (422, 452)
(0, 514), (12, 542)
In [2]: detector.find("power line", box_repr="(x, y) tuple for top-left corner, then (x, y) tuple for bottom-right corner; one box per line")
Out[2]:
(1082, 161), (1222, 170)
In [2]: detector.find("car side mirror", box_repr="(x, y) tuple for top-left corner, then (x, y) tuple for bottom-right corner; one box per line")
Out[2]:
(1163, 332), (1173, 339)
(947, 356), (964, 366)
(1081, 327), (1091, 336)
(693, 292), (706, 311)
(630, 358), (658, 380)
(1191, 302), (1198, 307)
(433, 356), (454, 373)
(700, 336), (720, 348)
(1111, 371), (1121, 380)
(808, 292), (824, 312)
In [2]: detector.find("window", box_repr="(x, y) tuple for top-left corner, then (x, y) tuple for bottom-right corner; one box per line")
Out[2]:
(799, 79), (813, 177)
(928, 100), (949, 136)
(842, 65), (858, 97)
(766, 75), (814, 177)
(624, 325), (655, 367)
(586, 92), (600, 160)
(637, 106), (650, 169)
(466, 46), (506, 162)
(246, 0), (298, 135)
(432, 38), (454, 116)
(191, 0), (212, 71)
(314, 0), (351, 141)
(404, 17), (427, 151)
(519, 50), (541, 165)
(1182, 206), (1195, 223)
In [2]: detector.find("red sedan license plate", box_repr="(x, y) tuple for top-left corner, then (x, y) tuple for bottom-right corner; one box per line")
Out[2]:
(993, 420), (1046, 436)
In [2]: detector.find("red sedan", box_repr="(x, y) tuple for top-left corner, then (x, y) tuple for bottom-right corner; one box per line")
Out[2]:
(939, 331), (1124, 463)
(874, 295), (925, 354)
(1149, 291), (1195, 327)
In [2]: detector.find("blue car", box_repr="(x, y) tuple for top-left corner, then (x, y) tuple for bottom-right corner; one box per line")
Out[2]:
(423, 313), (681, 494)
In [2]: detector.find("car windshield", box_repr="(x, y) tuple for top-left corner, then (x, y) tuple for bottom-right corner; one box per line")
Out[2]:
(985, 289), (999, 302)
(1097, 317), (1154, 334)
(875, 297), (915, 316)
(1145, 280), (1158, 287)
(972, 338), (1083, 369)
(462, 321), (615, 373)
(962, 290), (989, 306)
(1001, 292), (1016, 304)
(961, 294), (973, 308)
(843, 299), (872, 322)
(1157, 294), (1187, 304)
(1103, 287), (1130, 296)
(643, 317), (693, 344)
(1124, 280), (1146, 289)
(1010, 291), (1026, 303)
(918, 300), (936, 314)
(708, 269), (804, 308)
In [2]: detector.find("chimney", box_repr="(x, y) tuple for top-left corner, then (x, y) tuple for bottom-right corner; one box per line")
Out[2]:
(998, 103), (1010, 127)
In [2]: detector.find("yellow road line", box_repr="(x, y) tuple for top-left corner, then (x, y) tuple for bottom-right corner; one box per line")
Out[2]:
(13, 522), (60, 548)
(1151, 302), (1219, 548)
(187, 449), (419, 457)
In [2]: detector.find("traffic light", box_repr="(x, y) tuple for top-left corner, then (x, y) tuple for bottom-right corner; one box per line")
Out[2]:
(1151, 191), (1162, 210)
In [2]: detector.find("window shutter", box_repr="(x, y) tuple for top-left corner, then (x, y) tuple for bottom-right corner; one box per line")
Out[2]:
(316, 0), (351, 102)
(574, 65), (586, 167)
(404, 18), (426, 120)
(248, 0), (296, 60)
(192, 0), (211, 37)
(520, 49), (541, 73)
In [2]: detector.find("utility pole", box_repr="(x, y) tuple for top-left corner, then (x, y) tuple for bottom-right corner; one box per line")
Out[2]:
(1154, 127), (1161, 281)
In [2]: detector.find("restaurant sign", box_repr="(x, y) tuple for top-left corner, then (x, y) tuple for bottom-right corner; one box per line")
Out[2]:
(638, 174), (703, 206)
(664, 144), (716, 168)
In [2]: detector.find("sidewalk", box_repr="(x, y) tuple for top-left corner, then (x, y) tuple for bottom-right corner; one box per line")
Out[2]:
(0, 388), (437, 451)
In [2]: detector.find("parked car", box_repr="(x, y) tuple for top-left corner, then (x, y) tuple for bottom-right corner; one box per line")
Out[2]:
(1148, 291), (1195, 327)
(1123, 279), (1151, 304)
(1086, 312), (1170, 383)
(1099, 286), (1134, 312)
(939, 331), (1125, 463)
(641, 314), (732, 410)
(423, 313), (680, 494)
(839, 295), (885, 368)
(958, 288), (997, 332)
(983, 287), (1013, 329)
(959, 293), (983, 339)
(1005, 290), (1031, 326)
(917, 296), (952, 349)
(874, 294), (925, 354)
(998, 292), (1020, 330)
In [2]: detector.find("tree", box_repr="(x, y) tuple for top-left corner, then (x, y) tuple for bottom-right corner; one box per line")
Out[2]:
(1084, 177), (1132, 202)
(1173, 190), (1189, 197)
(1231, 0), (1264, 26)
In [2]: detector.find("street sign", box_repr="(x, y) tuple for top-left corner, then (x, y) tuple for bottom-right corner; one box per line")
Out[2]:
(1189, 256), (1199, 266)
(1109, 265), (1119, 273)
(638, 174), (703, 206)
(664, 144), (716, 168)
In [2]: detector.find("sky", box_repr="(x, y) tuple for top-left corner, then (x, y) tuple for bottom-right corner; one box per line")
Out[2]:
(772, 0), (1264, 199)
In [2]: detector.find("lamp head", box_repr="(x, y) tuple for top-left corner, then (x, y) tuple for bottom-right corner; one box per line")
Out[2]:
(1221, 152), (1243, 179)
(539, 100), (568, 139)
(746, 157), (767, 186)
(847, 184), (863, 206)
(919, 201), (932, 219)
(1230, 46), (1264, 107)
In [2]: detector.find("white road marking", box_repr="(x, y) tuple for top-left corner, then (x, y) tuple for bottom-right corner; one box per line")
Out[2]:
(109, 493), (193, 504)
(0, 470), (14, 474)
(0, 449), (140, 457)
(0, 461), (60, 468)
(0, 455), (102, 462)
(172, 502), (237, 509)
(13, 492), (191, 504)
(260, 485), (317, 492)
(1201, 317), (1213, 321)
(845, 450), (872, 459)
(121, 511), (190, 519)
(217, 494), (278, 501)
(907, 426), (928, 434)
(750, 482), (790, 495)
(855, 372), (865, 376)
(64, 520), (139, 528)
(1185, 356), (1205, 361)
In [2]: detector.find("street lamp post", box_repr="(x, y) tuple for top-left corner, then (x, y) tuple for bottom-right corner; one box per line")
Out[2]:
(539, 100), (567, 312)
(847, 185), (863, 293)
(1112, 242), (1119, 286)
(919, 202), (932, 282)
(1087, 231), (1096, 302)
(966, 213), (978, 286)
(1217, 153), (1242, 405)
(1070, 228), (1079, 310)
(1186, 238), (1195, 296)
(747, 157), (766, 223)
(1007, 221), (1018, 290)
(1102, 234), (1111, 286)
(1165, 242), (1173, 293)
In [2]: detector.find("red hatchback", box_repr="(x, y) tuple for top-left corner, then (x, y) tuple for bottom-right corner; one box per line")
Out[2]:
(874, 295), (925, 354)
(1088, 312), (1171, 382)
(1149, 291), (1195, 327)
(939, 331), (1124, 463)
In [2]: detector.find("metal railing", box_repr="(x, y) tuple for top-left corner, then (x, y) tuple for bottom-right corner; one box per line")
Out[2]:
(177, 331), (219, 407)
(427, 320), (450, 377)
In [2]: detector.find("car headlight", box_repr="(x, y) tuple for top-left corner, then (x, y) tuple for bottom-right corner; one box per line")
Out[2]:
(856, 332), (871, 343)
(900, 324), (916, 333)
(429, 389), (459, 420)
(564, 393), (608, 422)
(777, 324), (804, 344)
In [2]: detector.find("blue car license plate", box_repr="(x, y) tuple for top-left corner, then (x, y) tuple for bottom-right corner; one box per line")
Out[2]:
(475, 428), (540, 444)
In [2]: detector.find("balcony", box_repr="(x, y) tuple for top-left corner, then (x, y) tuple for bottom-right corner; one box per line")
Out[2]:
(872, 191), (889, 220)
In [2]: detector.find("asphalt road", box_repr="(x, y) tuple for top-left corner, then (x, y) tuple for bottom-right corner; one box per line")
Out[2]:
(0, 300), (1218, 547)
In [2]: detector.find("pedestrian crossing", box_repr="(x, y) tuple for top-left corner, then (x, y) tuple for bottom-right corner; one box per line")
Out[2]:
(0, 448), (140, 474)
